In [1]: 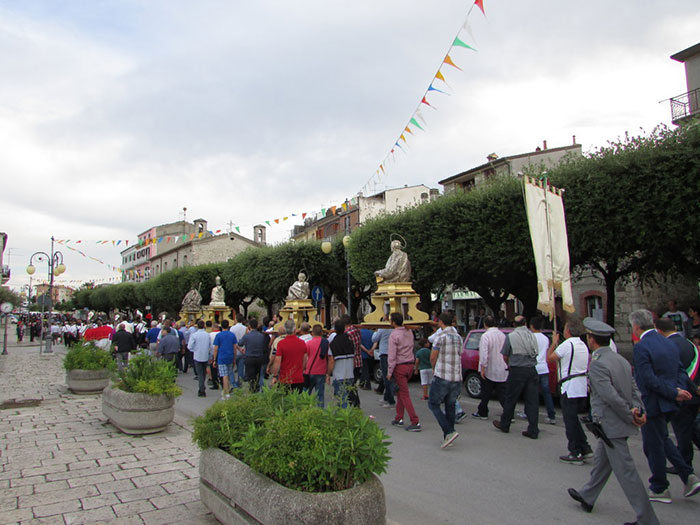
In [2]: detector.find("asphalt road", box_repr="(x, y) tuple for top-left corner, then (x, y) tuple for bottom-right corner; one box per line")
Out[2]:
(173, 369), (700, 525)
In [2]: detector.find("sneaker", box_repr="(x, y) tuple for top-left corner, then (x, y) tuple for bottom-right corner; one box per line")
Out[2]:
(647, 488), (671, 504)
(544, 417), (556, 425)
(580, 449), (594, 460)
(405, 423), (422, 432)
(391, 419), (404, 427)
(684, 473), (700, 497)
(379, 401), (396, 408)
(441, 431), (459, 449)
(516, 411), (527, 420)
(455, 412), (467, 424)
(559, 453), (584, 465)
(471, 412), (488, 420)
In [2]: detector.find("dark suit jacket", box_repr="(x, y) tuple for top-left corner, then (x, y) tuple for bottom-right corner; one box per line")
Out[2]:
(633, 330), (684, 417)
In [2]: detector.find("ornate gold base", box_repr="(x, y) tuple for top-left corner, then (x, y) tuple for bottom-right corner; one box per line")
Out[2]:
(178, 306), (233, 329)
(273, 299), (317, 333)
(362, 281), (430, 328)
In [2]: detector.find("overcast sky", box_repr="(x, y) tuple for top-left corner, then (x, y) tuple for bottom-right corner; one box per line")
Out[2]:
(2, 0), (698, 291)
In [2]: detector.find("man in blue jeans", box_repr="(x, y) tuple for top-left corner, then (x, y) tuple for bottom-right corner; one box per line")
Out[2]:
(187, 320), (211, 397)
(428, 312), (463, 449)
(372, 324), (395, 408)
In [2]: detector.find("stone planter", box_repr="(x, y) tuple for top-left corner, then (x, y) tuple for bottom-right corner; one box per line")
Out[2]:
(66, 368), (110, 394)
(102, 385), (175, 435)
(199, 448), (385, 525)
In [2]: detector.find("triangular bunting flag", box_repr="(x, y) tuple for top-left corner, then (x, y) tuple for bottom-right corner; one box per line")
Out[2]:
(235, 226), (240, 233)
(404, 126), (413, 135)
(453, 37), (476, 51)
(415, 108), (427, 124)
(274, 219), (279, 224)
(443, 55), (462, 71)
(435, 71), (448, 84)
(400, 134), (407, 143)
(283, 217), (288, 221)
(265, 220), (271, 226)
(302, 212), (307, 219)
(321, 209), (326, 216)
(474, 0), (485, 16)
(421, 96), (436, 109)
(428, 85), (449, 95)
(410, 117), (424, 131)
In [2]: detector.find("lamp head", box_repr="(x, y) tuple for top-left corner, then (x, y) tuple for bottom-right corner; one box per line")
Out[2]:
(26, 265), (36, 275)
(55, 264), (66, 275)
(342, 235), (351, 248)
(321, 241), (332, 254)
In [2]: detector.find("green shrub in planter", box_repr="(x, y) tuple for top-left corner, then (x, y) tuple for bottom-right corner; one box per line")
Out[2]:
(193, 388), (390, 492)
(63, 342), (115, 371)
(114, 354), (182, 397)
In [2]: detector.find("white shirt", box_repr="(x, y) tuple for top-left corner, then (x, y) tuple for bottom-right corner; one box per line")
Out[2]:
(328, 348), (354, 381)
(554, 337), (589, 398)
(478, 327), (508, 383)
(299, 333), (313, 343)
(230, 323), (247, 353)
(534, 332), (550, 375)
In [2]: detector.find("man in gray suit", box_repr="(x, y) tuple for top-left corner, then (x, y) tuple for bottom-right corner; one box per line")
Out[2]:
(567, 318), (659, 525)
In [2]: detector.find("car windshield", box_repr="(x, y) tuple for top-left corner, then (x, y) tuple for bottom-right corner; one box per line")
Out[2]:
(465, 332), (483, 351)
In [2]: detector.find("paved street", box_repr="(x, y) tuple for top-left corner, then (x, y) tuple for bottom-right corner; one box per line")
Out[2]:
(1, 332), (699, 524)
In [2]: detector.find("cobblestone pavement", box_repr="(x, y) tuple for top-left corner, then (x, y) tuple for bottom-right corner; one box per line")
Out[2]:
(0, 337), (218, 525)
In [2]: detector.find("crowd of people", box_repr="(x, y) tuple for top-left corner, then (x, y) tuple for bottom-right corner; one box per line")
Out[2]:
(16, 296), (700, 525)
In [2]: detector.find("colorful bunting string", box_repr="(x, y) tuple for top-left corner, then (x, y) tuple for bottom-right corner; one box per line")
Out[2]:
(358, 0), (485, 196)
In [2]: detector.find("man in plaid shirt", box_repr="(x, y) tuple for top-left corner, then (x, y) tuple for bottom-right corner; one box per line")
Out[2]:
(342, 314), (363, 408)
(428, 311), (463, 449)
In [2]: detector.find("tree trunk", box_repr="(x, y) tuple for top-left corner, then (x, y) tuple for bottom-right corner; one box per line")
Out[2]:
(605, 273), (617, 327)
(324, 294), (332, 329)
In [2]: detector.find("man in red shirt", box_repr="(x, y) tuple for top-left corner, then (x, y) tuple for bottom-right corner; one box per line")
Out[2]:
(271, 320), (308, 392)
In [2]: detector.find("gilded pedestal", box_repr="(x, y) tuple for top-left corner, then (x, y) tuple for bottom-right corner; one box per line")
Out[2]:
(362, 281), (429, 328)
(273, 299), (317, 333)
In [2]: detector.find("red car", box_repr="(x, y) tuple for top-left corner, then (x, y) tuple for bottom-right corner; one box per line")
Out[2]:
(461, 328), (559, 398)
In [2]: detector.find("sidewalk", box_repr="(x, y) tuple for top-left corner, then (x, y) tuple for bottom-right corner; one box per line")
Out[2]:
(0, 334), (217, 525)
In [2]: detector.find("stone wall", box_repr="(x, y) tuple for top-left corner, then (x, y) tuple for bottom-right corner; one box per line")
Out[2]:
(190, 235), (256, 266)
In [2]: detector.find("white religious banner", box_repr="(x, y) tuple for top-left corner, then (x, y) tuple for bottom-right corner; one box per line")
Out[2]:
(523, 177), (575, 319)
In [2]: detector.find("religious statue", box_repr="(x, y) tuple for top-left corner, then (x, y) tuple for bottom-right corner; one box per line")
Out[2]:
(182, 283), (202, 310)
(210, 276), (226, 306)
(287, 271), (311, 300)
(374, 239), (411, 283)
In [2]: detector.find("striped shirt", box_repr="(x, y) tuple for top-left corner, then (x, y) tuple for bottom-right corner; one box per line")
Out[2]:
(433, 326), (463, 382)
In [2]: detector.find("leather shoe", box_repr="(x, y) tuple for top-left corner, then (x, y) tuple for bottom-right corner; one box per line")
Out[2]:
(492, 420), (509, 433)
(521, 431), (538, 439)
(623, 522), (638, 525)
(567, 488), (593, 513)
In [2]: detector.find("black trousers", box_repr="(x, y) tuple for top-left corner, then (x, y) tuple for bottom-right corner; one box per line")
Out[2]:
(245, 357), (266, 392)
(183, 350), (194, 373)
(671, 402), (700, 465)
(499, 366), (539, 436)
(561, 393), (591, 455)
(194, 360), (208, 395)
(477, 377), (507, 417)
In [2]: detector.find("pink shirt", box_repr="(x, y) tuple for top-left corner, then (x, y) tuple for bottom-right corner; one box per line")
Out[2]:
(388, 326), (415, 377)
(478, 327), (508, 382)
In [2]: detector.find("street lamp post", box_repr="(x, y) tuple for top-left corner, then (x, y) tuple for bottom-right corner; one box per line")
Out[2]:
(26, 236), (66, 355)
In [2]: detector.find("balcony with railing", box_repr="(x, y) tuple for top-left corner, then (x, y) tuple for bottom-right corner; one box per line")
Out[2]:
(670, 87), (700, 125)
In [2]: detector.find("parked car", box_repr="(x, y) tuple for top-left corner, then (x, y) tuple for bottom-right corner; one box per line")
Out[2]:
(461, 328), (558, 398)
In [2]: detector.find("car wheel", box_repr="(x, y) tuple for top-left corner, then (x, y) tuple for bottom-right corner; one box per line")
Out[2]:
(464, 371), (482, 399)
(373, 363), (383, 383)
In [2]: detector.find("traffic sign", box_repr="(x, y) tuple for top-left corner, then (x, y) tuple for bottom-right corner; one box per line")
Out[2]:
(311, 286), (324, 303)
